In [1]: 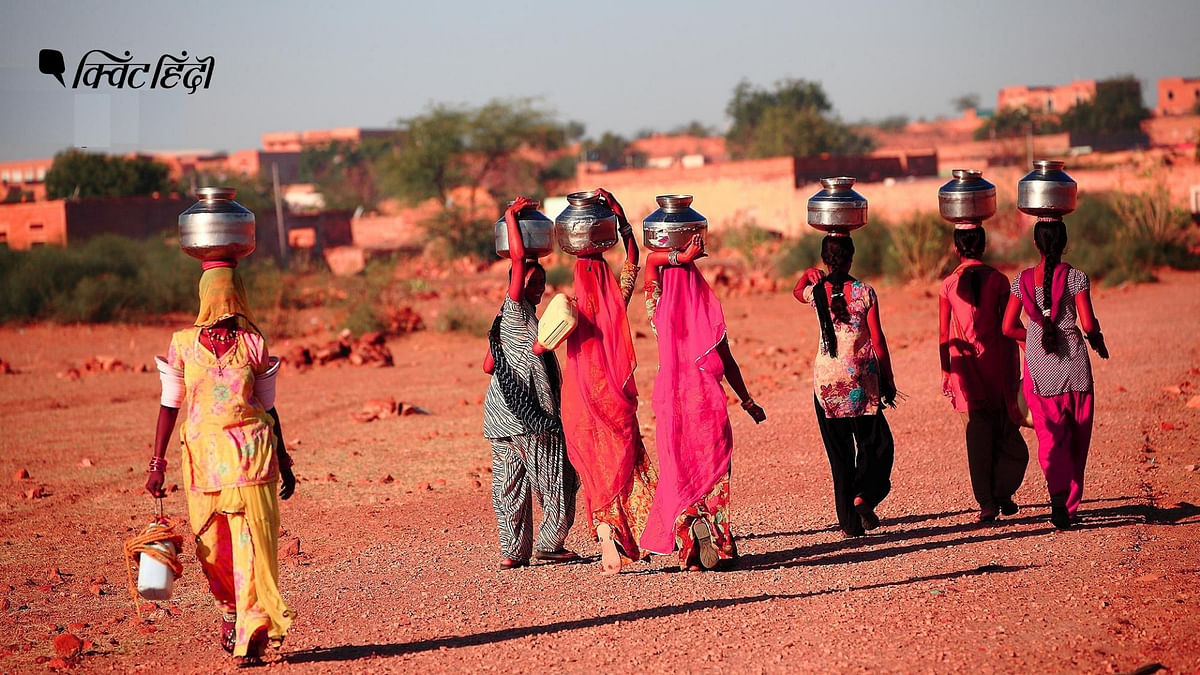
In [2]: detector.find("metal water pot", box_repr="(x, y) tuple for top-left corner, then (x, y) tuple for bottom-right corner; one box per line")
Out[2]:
(178, 187), (256, 260)
(554, 190), (619, 256)
(494, 200), (554, 258)
(642, 194), (708, 251)
(807, 177), (868, 235)
(1018, 160), (1077, 219)
(938, 169), (997, 226)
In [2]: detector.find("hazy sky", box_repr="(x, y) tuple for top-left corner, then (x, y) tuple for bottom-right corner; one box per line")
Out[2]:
(1, 0), (1197, 162)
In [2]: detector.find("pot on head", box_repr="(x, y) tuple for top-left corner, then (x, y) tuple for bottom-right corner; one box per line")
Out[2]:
(938, 169), (996, 228)
(1018, 160), (1076, 219)
(642, 194), (707, 251)
(179, 187), (256, 261)
(495, 200), (554, 258)
(807, 177), (867, 236)
(554, 190), (619, 256)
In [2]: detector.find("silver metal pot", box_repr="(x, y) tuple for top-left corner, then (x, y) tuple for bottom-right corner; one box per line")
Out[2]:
(179, 187), (256, 261)
(495, 200), (554, 258)
(642, 194), (707, 251)
(1018, 160), (1077, 219)
(938, 169), (996, 226)
(807, 177), (867, 235)
(554, 190), (618, 256)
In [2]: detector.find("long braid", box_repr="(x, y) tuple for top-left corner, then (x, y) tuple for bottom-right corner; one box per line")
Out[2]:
(953, 227), (987, 304)
(814, 236), (856, 358)
(1033, 220), (1068, 354)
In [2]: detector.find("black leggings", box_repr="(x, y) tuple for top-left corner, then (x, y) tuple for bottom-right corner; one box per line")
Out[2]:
(813, 397), (895, 536)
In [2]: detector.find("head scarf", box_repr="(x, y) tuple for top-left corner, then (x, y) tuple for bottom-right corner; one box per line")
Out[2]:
(194, 267), (257, 332)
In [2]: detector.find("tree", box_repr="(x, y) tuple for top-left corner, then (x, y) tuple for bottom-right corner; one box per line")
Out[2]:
(1057, 76), (1150, 136)
(951, 93), (981, 113)
(299, 137), (393, 210)
(724, 78), (874, 159)
(377, 98), (571, 259)
(581, 132), (646, 170)
(380, 98), (565, 214)
(45, 150), (170, 200)
(973, 106), (1060, 141)
(669, 120), (717, 137)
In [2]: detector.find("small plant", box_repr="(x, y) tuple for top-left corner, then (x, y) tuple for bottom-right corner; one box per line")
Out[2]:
(712, 221), (779, 263)
(422, 207), (496, 262)
(887, 212), (954, 283)
(434, 305), (491, 334)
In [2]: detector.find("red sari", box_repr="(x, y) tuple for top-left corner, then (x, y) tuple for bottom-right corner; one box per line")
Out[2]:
(560, 257), (656, 562)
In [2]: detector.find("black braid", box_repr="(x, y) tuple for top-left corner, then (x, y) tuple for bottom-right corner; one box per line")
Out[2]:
(488, 315), (562, 436)
(814, 236), (856, 358)
(1033, 220), (1068, 354)
(953, 228), (987, 304)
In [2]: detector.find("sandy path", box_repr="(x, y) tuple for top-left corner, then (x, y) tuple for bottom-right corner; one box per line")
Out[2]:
(1, 270), (1197, 673)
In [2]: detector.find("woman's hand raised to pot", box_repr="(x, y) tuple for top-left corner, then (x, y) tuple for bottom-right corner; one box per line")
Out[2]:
(677, 234), (706, 264)
(506, 196), (535, 220)
(594, 188), (628, 226)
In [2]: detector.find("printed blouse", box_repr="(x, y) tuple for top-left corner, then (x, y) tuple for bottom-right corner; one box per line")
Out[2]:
(167, 327), (278, 491)
(805, 280), (882, 418)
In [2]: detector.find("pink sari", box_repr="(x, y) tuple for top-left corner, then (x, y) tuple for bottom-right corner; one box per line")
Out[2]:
(560, 257), (655, 561)
(639, 263), (733, 555)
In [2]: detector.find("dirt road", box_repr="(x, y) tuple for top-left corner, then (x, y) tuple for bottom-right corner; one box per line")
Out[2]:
(1, 270), (1198, 673)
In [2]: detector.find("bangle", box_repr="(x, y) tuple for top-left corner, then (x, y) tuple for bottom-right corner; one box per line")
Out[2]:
(147, 456), (167, 473)
(668, 250), (679, 266)
(740, 398), (756, 410)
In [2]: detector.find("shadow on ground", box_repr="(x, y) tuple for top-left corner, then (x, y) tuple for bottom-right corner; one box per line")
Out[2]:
(284, 563), (1032, 664)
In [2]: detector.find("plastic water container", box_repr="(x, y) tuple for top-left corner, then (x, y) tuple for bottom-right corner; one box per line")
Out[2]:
(136, 525), (176, 601)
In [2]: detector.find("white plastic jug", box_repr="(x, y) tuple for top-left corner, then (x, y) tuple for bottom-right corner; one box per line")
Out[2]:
(136, 526), (176, 601)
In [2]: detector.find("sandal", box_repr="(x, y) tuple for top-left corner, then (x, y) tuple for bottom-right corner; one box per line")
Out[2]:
(237, 628), (269, 668)
(596, 524), (621, 575)
(533, 549), (581, 563)
(854, 498), (880, 531)
(691, 519), (719, 570)
(219, 613), (236, 654)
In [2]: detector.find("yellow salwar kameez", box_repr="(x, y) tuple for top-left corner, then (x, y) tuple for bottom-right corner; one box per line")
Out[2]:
(165, 267), (293, 657)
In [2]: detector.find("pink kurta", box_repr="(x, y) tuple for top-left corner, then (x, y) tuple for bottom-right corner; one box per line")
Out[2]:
(940, 261), (1019, 412)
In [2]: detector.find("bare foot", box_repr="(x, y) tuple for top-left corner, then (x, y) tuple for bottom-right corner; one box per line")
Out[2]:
(596, 524), (621, 575)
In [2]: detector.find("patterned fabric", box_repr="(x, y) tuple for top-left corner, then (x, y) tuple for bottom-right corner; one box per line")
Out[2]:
(167, 328), (277, 491)
(194, 267), (255, 329)
(187, 474), (292, 657)
(639, 263), (734, 556)
(591, 450), (657, 565)
(489, 433), (578, 560)
(805, 281), (882, 418)
(941, 262), (1020, 412)
(560, 257), (657, 562)
(673, 472), (736, 568)
(1012, 266), (1093, 396)
(483, 298), (559, 439)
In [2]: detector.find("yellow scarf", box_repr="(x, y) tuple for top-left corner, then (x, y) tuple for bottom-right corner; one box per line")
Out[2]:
(194, 267), (255, 329)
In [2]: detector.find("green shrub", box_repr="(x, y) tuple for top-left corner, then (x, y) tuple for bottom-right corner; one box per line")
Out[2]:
(711, 221), (780, 262)
(776, 229), (891, 282)
(434, 305), (491, 334)
(886, 212), (954, 282)
(544, 263), (572, 288)
(422, 207), (496, 261)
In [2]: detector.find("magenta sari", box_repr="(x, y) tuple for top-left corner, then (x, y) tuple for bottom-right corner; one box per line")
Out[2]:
(639, 263), (733, 555)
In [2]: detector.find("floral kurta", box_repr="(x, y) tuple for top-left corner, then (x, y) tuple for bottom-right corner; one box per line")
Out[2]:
(807, 280), (882, 418)
(167, 327), (278, 491)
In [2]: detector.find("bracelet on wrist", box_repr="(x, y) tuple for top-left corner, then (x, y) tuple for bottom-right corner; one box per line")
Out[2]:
(740, 397), (756, 410)
(147, 456), (167, 473)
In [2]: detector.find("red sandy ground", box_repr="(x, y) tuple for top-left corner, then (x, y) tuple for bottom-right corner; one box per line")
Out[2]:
(1, 269), (1198, 673)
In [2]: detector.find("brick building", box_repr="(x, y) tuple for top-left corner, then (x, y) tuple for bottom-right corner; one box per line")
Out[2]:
(998, 80), (1096, 114)
(0, 157), (54, 202)
(0, 195), (191, 250)
(1157, 77), (1200, 116)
